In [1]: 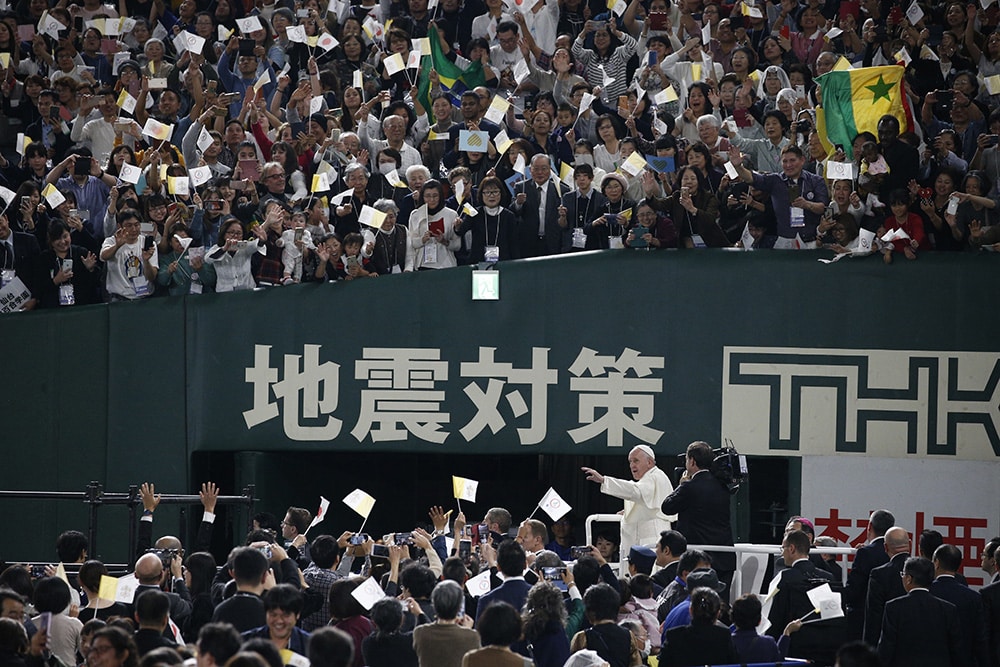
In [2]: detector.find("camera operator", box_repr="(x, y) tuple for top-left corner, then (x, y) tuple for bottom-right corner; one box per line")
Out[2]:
(660, 441), (735, 589)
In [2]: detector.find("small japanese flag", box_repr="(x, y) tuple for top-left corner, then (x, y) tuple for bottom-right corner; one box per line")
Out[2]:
(452, 476), (479, 502)
(343, 488), (375, 518)
(305, 496), (330, 534)
(538, 487), (571, 521)
(317, 33), (338, 52)
(142, 117), (174, 142)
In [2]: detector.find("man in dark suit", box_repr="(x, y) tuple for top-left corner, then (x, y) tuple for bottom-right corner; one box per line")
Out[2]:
(24, 89), (73, 164)
(878, 557), (962, 667)
(845, 509), (895, 639)
(660, 441), (735, 588)
(557, 163), (608, 252)
(133, 589), (178, 657)
(651, 530), (687, 590)
(766, 529), (845, 664)
(767, 530), (834, 639)
(864, 526), (910, 647)
(876, 114), (919, 200)
(211, 547), (270, 632)
(981, 537), (1000, 667)
(132, 553), (192, 640)
(511, 153), (563, 258)
(475, 540), (531, 624)
(931, 543), (991, 666)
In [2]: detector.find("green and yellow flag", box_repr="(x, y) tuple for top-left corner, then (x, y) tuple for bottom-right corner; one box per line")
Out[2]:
(815, 65), (913, 159)
(417, 34), (486, 112)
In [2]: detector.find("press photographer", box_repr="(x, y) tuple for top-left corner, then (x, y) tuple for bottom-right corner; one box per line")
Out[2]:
(661, 441), (742, 589)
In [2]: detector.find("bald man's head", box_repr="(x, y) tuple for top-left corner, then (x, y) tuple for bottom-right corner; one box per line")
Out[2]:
(155, 536), (182, 552)
(884, 527), (911, 555)
(135, 553), (165, 585)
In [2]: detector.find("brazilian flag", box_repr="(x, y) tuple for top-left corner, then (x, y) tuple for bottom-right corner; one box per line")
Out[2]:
(417, 34), (486, 112)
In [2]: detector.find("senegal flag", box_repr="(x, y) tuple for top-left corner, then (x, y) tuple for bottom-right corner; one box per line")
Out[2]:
(417, 34), (486, 112)
(815, 65), (914, 160)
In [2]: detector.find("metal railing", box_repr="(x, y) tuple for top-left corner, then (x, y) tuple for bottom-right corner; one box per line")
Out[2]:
(583, 513), (857, 601)
(0, 482), (256, 566)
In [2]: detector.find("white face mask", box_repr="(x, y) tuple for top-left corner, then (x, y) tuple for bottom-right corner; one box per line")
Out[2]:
(575, 154), (594, 166)
(643, 639), (652, 654)
(378, 162), (396, 175)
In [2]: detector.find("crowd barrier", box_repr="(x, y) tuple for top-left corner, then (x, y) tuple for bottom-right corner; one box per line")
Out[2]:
(585, 513), (856, 600)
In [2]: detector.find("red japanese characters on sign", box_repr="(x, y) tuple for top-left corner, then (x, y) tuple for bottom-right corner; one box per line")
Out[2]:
(813, 508), (991, 587)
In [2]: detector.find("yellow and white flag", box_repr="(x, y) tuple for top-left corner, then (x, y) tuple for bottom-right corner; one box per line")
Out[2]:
(452, 476), (479, 502)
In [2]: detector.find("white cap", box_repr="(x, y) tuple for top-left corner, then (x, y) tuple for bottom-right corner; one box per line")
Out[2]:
(630, 444), (656, 461)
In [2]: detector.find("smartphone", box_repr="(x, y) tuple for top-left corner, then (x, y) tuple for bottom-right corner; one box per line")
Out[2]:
(239, 159), (261, 181)
(239, 38), (256, 57)
(936, 89), (954, 105)
(542, 566), (566, 581)
(206, 200), (223, 212)
(207, 79), (217, 94)
(646, 11), (668, 31)
(988, 135), (1000, 147)
(371, 544), (389, 558)
(296, 8), (309, 17)
(458, 539), (471, 560)
(50, 105), (62, 121)
(349, 533), (368, 545)
(144, 235), (155, 251)
(729, 14), (744, 30)
(570, 546), (591, 559)
(74, 158), (91, 176)
(167, 202), (179, 215)
(231, 179), (248, 191)
(61, 258), (73, 274)
(213, 106), (227, 116)
(113, 120), (131, 132)
(21, 196), (30, 209)
(392, 532), (414, 546)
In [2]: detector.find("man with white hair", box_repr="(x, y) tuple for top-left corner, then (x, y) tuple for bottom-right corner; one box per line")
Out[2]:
(581, 445), (676, 557)
(359, 107), (422, 174)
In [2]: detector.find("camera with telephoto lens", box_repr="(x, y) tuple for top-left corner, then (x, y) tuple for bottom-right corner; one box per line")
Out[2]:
(146, 548), (181, 568)
(674, 440), (748, 494)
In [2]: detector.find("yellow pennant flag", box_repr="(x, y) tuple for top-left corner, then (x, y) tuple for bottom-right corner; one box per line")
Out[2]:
(452, 476), (479, 502)
(342, 489), (375, 518)
(98, 575), (118, 601)
(619, 151), (648, 177)
(559, 162), (574, 186)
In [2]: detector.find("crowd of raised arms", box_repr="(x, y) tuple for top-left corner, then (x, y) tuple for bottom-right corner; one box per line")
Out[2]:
(1, 482), (997, 667)
(1, 0), (1000, 309)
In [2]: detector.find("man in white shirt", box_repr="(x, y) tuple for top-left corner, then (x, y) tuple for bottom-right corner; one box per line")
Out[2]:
(100, 208), (158, 301)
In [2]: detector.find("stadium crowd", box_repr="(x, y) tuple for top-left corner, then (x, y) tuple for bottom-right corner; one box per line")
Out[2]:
(2, 0), (1000, 308)
(0, 474), (997, 667)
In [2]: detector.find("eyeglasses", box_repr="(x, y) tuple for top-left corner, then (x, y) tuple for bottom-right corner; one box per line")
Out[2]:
(266, 172), (286, 179)
(481, 190), (501, 195)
